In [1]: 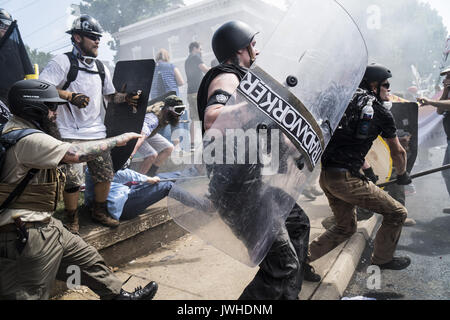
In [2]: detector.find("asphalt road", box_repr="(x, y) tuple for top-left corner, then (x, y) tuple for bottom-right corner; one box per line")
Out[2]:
(344, 147), (450, 300)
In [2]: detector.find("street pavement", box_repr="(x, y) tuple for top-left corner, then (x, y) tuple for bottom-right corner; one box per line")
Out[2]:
(344, 146), (450, 300)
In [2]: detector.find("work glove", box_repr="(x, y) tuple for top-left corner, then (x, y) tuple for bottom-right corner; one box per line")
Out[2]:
(126, 91), (141, 110)
(396, 171), (412, 185)
(70, 92), (90, 109)
(363, 167), (379, 184)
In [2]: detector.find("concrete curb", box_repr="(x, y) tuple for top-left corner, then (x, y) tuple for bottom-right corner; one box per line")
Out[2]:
(310, 215), (381, 300)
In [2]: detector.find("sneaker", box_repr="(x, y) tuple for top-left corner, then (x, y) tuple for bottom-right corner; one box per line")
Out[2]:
(116, 281), (158, 300)
(64, 209), (79, 234)
(303, 264), (321, 282)
(373, 256), (411, 270)
(310, 187), (324, 197)
(91, 202), (120, 228)
(403, 218), (416, 227)
(302, 189), (316, 200)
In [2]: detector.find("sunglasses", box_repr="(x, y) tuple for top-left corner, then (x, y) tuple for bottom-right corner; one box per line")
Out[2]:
(83, 33), (101, 42)
(44, 102), (60, 111)
(381, 82), (390, 89)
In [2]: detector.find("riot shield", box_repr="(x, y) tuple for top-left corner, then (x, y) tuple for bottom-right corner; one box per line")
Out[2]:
(390, 102), (419, 173)
(168, 0), (368, 267)
(104, 59), (155, 172)
(0, 21), (34, 100)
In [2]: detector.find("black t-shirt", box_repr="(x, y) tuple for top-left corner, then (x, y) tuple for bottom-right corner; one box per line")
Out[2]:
(185, 53), (205, 94)
(322, 90), (397, 172)
(443, 113), (450, 139)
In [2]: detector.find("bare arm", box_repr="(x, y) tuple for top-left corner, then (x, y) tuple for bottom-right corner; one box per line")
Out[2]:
(204, 73), (240, 131)
(417, 97), (450, 114)
(385, 137), (407, 175)
(174, 67), (185, 87)
(61, 132), (142, 164)
(199, 63), (210, 74)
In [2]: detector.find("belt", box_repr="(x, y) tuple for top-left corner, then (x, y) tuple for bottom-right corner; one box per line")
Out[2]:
(323, 167), (349, 173)
(0, 218), (51, 234)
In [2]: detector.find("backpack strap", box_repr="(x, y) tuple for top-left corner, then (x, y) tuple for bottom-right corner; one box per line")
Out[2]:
(0, 128), (42, 213)
(62, 52), (106, 91)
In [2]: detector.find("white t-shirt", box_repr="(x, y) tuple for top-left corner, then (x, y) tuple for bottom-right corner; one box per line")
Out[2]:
(40, 53), (116, 140)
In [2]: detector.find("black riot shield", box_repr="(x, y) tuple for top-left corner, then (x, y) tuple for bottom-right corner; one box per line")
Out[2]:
(390, 102), (419, 173)
(0, 21), (34, 100)
(104, 59), (155, 172)
(168, 0), (368, 267)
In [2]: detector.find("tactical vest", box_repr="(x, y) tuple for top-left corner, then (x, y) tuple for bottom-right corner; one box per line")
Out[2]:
(0, 127), (66, 212)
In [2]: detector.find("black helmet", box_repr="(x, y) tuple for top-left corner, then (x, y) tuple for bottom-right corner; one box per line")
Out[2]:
(0, 8), (13, 29)
(66, 14), (103, 37)
(8, 80), (66, 123)
(212, 21), (259, 63)
(363, 63), (392, 84)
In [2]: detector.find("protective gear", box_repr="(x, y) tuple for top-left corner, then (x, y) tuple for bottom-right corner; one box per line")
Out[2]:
(212, 20), (259, 63)
(163, 95), (185, 116)
(71, 92), (90, 108)
(363, 63), (392, 84)
(8, 79), (67, 123)
(0, 8), (12, 30)
(66, 14), (104, 38)
(363, 167), (379, 184)
(396, 171), (412, 185)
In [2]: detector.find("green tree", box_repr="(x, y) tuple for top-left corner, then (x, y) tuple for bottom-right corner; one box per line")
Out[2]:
(25, 45), (54, 72)
(340, 0), (448, 93)
(79, 0), (184, 53)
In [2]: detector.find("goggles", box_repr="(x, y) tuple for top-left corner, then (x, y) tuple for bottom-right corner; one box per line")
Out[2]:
(0, 19), (11, 30)
(169, 105), (186, 116)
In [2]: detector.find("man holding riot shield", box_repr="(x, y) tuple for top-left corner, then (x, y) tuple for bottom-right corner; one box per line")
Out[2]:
(196, 20), (319, 300)
(308, 64), (412, 271)
(40, 15), (140, 233)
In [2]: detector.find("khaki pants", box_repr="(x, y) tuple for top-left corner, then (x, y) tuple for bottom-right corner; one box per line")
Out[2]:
(309, 169), (407, 265)
(0, 218), (122, 300)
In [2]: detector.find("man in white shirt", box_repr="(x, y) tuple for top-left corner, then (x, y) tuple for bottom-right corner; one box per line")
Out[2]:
(40, 15), (140, 233)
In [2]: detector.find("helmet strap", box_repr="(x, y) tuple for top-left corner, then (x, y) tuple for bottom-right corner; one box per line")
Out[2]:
(247, 46), (256, 66)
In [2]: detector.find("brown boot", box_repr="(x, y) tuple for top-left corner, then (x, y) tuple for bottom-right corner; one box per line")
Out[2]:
(91, 201), (120, 228)
(64, 209), (80, 234)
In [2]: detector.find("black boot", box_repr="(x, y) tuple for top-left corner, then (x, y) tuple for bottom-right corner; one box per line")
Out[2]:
(373, 256), (411, 270)
(303, 263), (321, 282)
(116, 281), (158, 300)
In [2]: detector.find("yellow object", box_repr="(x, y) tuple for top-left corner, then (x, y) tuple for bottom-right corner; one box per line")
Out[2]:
(25, 64), (39, 80)
(365, 136), (393, 188)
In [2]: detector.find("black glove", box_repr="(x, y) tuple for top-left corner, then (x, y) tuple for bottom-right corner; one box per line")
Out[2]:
(71, 93), (90, 108)
(363, 167), (379, 184)
(396, 171), (412, 185)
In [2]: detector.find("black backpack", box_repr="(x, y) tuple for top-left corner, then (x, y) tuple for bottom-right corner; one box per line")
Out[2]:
(61, 52), (106, 91)
(0, 124), (41, 212)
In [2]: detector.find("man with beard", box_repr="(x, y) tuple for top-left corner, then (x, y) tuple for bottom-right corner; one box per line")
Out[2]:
(130, 95), (185, 175)
(40, 15), (140, 233)
(0, 79), (158, 300)
(196, 21), (320, 300)
(308, 64), (411, 271)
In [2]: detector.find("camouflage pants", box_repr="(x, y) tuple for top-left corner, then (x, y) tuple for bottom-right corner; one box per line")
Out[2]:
(309, 168), (407, 265)
(60, 139), (114, 190)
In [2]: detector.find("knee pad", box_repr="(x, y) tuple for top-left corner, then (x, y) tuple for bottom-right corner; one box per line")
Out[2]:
(65, 186), (81, 194)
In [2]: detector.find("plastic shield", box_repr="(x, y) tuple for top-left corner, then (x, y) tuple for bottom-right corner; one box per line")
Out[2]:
(168, 0), (368, 267)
